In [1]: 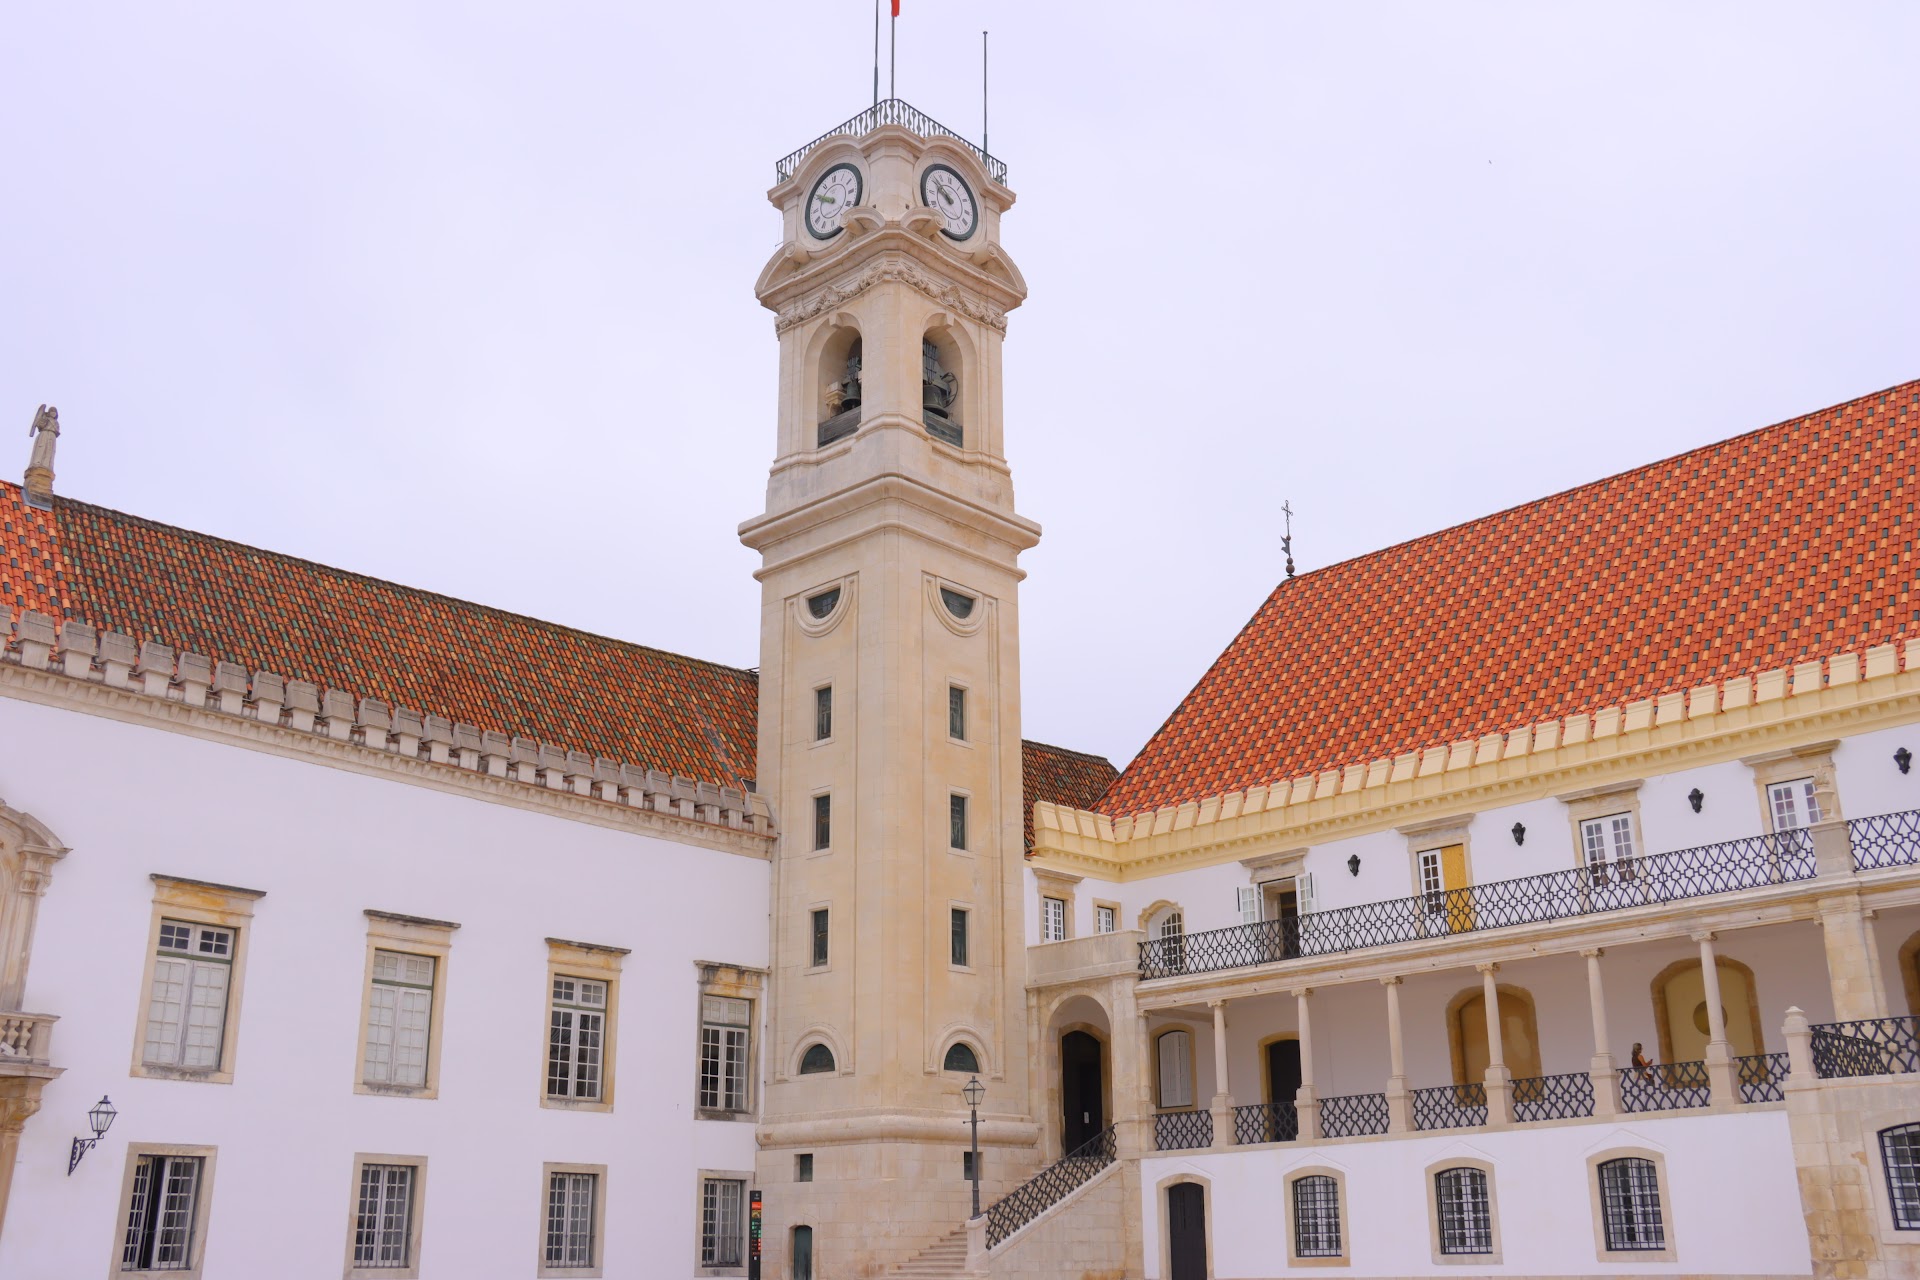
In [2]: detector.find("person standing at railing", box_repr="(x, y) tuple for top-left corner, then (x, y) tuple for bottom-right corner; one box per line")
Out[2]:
(1630, 1042), (1655, 1083)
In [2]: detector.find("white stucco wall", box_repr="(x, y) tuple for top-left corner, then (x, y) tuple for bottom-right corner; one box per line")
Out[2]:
(1141, 1110), (1812, 1277)
(0, 695), (769, 1279)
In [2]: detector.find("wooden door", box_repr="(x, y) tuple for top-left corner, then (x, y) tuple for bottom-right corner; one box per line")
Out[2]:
(1167, 1182), (1207, 1280)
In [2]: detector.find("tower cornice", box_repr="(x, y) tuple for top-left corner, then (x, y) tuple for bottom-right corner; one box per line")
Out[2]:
(756, 231), (1027, 329)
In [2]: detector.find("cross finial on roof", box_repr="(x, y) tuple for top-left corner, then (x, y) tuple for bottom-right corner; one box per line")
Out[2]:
(1281, 499), (1295, 580)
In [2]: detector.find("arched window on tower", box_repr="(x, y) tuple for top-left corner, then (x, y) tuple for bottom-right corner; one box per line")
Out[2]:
(818, 330), (863, 447)
(921, 329), (963, 447)
(799, 1043), (836, 1075)
(943, 1042), (980, 1073)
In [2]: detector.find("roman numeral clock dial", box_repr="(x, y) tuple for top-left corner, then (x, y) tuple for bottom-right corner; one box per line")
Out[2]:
(806, 163), (862, 239)
(920, 163), (978, 240)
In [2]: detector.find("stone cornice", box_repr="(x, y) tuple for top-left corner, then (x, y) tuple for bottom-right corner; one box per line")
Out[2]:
(740, 468), (1043, 574)
(762, 244), (1019, 333)
(1033, 642), (1920, 881)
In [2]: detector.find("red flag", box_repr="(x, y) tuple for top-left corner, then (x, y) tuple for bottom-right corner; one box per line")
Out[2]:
(892, 1), (900, 14)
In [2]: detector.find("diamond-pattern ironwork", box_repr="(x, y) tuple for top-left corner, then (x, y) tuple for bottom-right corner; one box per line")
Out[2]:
(1154, 1110), (1213, 1151)
(982, 1126), (1114, 1248)
(1138, 822), (1832, 979)
(1232, 1101), (1298, 1145)
(1318, 1092), (1389, 1138)
(1850, 810), (1920, 871)
(775, 98), (1008, 184)
(1736, 1051), (1790, 1102)
(1811, 1017), (1920, 1079)
(1512, 1071), (1595, 1122)
(1412, 1083), (1487, 1131)
(1619, 1059), (1710, 1112)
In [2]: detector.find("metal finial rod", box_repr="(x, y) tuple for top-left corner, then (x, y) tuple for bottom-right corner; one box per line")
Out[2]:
(1282, 499), (1296, 579)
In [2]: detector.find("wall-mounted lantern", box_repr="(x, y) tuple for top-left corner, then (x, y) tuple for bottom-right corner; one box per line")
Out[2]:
(1346, 853), (1361, 877)
(68, 1096), (117, 1176)
(1897, 747), (1913, 776)
(1511, 822), (1526, 847)
(1689, 788), (1705, 813)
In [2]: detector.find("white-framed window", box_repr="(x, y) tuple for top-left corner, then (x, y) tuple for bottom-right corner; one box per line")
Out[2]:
(548, 977), (607, 1101)
(1156, 1028), (1194, 1108)
(544, 1170), (599, 1270)
(1095, 904), (1116, 934)
(1153, 908), (1186, 972)
(1418, 849), (1444, 913)
(142, 920), (234, 1071)
(1769, 777), (1822, 831)
(352, 1162), (418, 1272)
(1042, 896), (1067, 942)
(119, 1148), (214, 1276)
(364, 950), (436, 1088)
(700, 1177), (746, 1267)
(699, 996), (751, 1112)
(1580, 813), (1638, 885)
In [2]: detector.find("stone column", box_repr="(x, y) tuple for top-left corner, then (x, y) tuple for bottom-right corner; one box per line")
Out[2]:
(1293, 988), (1320, 1141)
(1817, 894), (1883, 1022)
(1110, 1001), (1149, 1161)
(0, 1075), (54, 1249)
(1584, 948), (1621, 1117)
(1478, 963), (1513, 1124)
(1783, 1006), (1815, 1086)
(1697, 932), (1738, 1105)
(1208, 999), (1234, 1148)
(1863, 910), (1890, 1020)
(1382, 977), (1413, 1133)
(1131, 1012), (1157, 1158)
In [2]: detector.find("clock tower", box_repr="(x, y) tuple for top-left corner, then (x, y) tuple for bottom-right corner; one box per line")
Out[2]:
(740, 105), (1041, 1276)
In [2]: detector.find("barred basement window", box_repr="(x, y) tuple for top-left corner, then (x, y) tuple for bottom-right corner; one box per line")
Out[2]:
(814, 686), (833, 741)
(364, 951), (435, 1088)
(813, 795), (831, 852)
(544, 1171), (598, 1270)
(948, 685), (967, 740)
(798, 1043), (835, 1075)
(1881, 1124), (1920, 1229)
(352, 1163), (417, 1270)
(1597, 1157), (1665, 1251)
(950, 794), (968, 850)
(951, 907), (970, 967)
(1435, 1167), (1493, 1255)
(547, 977), (607, 1101)
(1291, 1174), (1342, 1258)
(810, 909), (830, 968)
(142, 921), (234, 1071)
(701, 1178), (745, 1267)
(120, 1153), (205, 1273)
(699, 996), (751, 1111)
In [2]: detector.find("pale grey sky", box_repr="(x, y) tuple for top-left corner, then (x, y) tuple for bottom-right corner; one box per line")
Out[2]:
(4, 3), (1916, 769)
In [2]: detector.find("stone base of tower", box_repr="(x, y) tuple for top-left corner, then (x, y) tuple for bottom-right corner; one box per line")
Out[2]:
(754, 1126), (1042, 1279)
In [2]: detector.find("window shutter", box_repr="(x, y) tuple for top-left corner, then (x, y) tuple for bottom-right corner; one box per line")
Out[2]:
(1237, 886), (1260, 924)
(1158, 1030), (1193, 1108)
(182, 963), (230, 1068)
(144, 958), (190, 1066)
(1297, 872), (1317, 916)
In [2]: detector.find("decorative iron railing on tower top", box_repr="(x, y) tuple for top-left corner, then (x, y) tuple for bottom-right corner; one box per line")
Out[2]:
(1619, 1059), (1710, 1112)
(982, 1125), (1115, 1250)
(775, 99), (1008, 185)
(1850, 810), (1920, 871)
(1810, 1017), (1920, 1078)
(1133, 817), (1870, 980)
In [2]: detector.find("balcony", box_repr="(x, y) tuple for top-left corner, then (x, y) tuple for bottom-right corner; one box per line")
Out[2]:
(1139, 810), (1920, 981)
(0, 1012), (56, 1069)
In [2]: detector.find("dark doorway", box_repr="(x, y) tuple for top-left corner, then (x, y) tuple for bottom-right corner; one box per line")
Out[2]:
(1167, 1182), (1207, 1280)
(1061, 1030), (1105, 1150)
(791, 1225), (812, 1280)
(1266, 1038), (1302, 1105)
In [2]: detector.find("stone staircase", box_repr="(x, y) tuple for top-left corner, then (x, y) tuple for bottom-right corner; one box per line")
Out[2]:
(882, 1225), (970, 1278)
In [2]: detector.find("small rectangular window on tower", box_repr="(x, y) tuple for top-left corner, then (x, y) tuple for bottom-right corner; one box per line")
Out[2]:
(948, 685), (966, 741)
(795, 1153), (814, 1183)
(813, 794), (831, 851)
(950, 794), (968, 850)
(950, 908), (969, 967)
(810, 908), (829, 968)
(815, 685), (833, 741)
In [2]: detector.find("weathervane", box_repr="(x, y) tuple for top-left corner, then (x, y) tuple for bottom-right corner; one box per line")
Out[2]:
(1282, 499), (1296, 580)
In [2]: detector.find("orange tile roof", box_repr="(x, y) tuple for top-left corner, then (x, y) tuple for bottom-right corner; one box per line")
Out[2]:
(1021, 739), (1120, 850)
(1098, 379), (1920, 817)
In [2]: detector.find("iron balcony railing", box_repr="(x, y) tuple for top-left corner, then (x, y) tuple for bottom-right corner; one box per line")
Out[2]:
(1232, 1100), (1298, 1145)
(1811, 1016), (1920, 1079)
(982, 1125), (1115, 1249)
(1134, 817), (1872, 980)
(1154, 1109), (1213, 1151)
(1619, 1059), (1711, 1112)
(1737, 1051), (1791, 1102)
(1513, 1071), (1595, 1122)
(774, 98), (1008, 185)
(1851, 810), (1920, 871)
(1413, 1083), (1487, 1131)
(1319, 1092), (1390, 1138)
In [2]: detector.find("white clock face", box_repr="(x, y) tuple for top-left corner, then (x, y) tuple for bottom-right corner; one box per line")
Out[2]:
(806, 164), (862, 239)
(921, 164), (978, 240)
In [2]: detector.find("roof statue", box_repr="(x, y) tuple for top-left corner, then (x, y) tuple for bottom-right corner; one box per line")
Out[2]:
(23, 404), (57, 510)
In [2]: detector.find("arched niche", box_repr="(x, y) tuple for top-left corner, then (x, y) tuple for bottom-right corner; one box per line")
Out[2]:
(1447, 984), (1542, 1085)
(1650, 955), (1764, 1062)
(0, 801), (69, 1011)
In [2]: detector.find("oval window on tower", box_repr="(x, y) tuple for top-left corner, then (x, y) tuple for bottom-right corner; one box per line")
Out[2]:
(807, 588), (842, 620)
(939, 588), (976, 620)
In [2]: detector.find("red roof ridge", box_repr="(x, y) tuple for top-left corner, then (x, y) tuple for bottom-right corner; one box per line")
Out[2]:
(1020, 737), (1118, 767)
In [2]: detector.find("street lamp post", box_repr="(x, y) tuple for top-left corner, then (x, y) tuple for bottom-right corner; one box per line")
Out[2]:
(962, 1075), (985, 1219)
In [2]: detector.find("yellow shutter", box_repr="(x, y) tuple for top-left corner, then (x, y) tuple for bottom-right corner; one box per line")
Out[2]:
(1440, 844), (1474, 932)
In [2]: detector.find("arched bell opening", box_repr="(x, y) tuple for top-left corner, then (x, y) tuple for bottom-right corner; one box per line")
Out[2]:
(816, 325), (863, 447)
(921, 326), (964, 447)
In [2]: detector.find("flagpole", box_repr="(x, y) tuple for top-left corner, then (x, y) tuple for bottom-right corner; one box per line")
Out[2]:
(889, 5), (896, 100)
(873, 0), (880, 107)
(982, 31), (989, 156)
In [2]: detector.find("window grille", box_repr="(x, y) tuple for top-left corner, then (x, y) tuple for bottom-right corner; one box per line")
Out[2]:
(547, 977), (607, 1100)
(121, 1153), (202, 1272)
(352, 1163), (416, 1269)
(950, 794), (968, 850)
(1156, 1029), (1193, 1108)
(1881, 1124), (1920, 1229)
(545, 1172), (597, 1269)
(699, 996), (751, 1111)
(951, 908), (969, 967)
(364, 950), (435, 1087)
(142, 921), (234, 1070)
(813, 795), (831, 851)
(1042, 897), (1066, 943)
(1581, 813), (1638, 886)
(1597, 1157), (1665, 1251)
(949, 686), (966, 740)
(814, 686), (832, 741)
(1769, 777), (1822, 831)
(1435, 1167), (1493, 1255)
(1291, 1174), (1342, 1258)
(811, 909), (830, 968)
(701, 1178), (745, 1266)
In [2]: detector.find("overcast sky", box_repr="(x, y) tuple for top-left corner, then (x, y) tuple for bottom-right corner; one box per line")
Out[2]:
(4, 3), (1916, 770)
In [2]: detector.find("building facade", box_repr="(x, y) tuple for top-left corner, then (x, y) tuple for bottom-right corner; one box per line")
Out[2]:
(3, 101), (1920, 1279)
